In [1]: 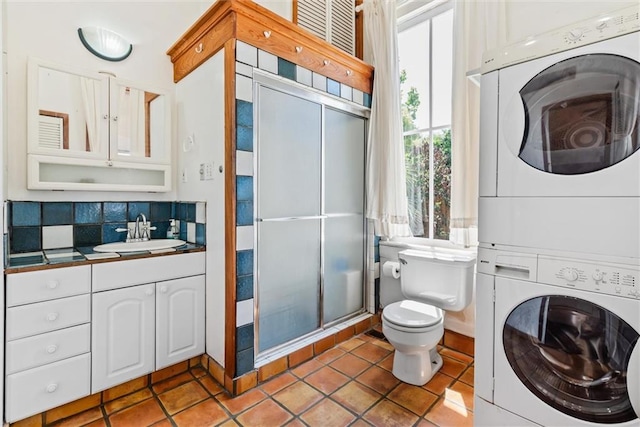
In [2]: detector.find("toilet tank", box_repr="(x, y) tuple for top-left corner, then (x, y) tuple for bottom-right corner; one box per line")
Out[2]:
(399, 248), (476, 311)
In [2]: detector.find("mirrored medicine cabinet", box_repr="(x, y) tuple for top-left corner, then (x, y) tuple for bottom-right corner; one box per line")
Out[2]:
(27, 58), (172, 191)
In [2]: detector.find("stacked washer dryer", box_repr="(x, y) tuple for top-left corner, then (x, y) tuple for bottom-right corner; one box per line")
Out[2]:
(475, 6), (640, 426)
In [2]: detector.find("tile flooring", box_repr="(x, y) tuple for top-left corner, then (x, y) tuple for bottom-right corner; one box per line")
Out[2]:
(49, 332), (474, 427)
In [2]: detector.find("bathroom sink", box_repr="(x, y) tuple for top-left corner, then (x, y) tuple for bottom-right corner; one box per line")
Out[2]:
(93, 239), (186, 253)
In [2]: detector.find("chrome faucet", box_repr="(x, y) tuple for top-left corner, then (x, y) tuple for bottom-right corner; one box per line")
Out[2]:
(133, 213), (147, 241)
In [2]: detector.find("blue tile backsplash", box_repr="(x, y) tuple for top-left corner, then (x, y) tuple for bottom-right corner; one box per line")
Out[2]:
(7, 201), (206, 254)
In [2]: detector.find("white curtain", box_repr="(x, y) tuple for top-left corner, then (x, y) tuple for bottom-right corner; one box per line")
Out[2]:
(117, 87), (145, 156)
(80, 77), (102, 152)
(358, 0), (412, 238)
(449, 0), (507, 246)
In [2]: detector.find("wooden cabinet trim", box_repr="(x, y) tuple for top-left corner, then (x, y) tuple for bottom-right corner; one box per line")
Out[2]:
(167, 0), (373, 92)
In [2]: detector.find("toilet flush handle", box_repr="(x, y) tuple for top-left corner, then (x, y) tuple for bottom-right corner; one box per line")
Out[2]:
(398, 257), (407, 265)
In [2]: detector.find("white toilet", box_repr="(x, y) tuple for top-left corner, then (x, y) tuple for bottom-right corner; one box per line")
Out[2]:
(381, 245), (476, 386)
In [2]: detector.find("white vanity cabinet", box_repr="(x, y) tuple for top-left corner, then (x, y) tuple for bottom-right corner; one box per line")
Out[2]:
(91, 252), (205, 393)
(156, 275), (205, 370)
(92, 283), (156, 393)
(4, 266), (92, 423)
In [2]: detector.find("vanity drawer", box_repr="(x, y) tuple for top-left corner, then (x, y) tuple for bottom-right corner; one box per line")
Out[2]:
(6, 294), (91, 341)
(7, 265), (91, 307)
(6, 324), (90, 375)
(5, 353), (91, 423)
(92, 252), (205, 291)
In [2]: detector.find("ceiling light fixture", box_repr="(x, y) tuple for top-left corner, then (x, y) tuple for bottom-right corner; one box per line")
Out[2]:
(78, 27), (132, 62)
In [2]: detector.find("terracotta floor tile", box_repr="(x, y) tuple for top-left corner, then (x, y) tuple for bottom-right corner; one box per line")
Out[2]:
(330, 354), (372, 378)
(330, 381), (381, 415)
(199, 375), (225, 396)
(352, 342), (391, 363)
(304, 366), (349, 394)
(379, 354), (394, 372)
(459, 366), (474, 386)
(217, 388), (267, 415)
(387, 383), (438, 416)
(350, 420), (373, 427)
(370, 338), (394, 352)
(338, 337), (366, 351)
(439, 356), (467, 378)
(424, 397), (474, 427)
(158, 381), (209, 415)
(291, 359), (324, 378)
(152, 372), (195, 394)
(423, 372), (454, 396)
(104, 389), (154, 414)
(439, 348), (474, 365)
(83, 420), (107, 427)
(150, 421), (172, 427)
(416, 420), (439, 427)
(261, 372), (298, 395)
(235, 399), (293, 426)
(284, 419), (307, 427)
(52, 408), (103, 427)
(445, 381), (474, 411)
(109, 398), (166, 427)
(172, 398), (229, 426)
(315, 347), (346, 364)
(300, 398), (356, 427)
(273, 382), (323, 415)
(190, 366), (208, 378)
(218, 420), (240, 427)
(356, 366), (400, 395)
(363, 399), (419, 427)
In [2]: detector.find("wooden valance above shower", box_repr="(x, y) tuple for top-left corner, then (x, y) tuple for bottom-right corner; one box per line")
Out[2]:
(166, 0), (373, 94)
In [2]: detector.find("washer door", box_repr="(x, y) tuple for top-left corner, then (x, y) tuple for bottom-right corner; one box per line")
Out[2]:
(503, 295), (639, 424)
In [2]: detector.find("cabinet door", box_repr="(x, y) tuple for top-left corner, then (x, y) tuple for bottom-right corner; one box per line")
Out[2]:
(92, 284), (155, 393)
(156, 276), (205, 369)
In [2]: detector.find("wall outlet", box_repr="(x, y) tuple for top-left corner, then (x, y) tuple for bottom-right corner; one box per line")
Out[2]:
(199, 163), (205, 181)
(204, 162), (214, 180)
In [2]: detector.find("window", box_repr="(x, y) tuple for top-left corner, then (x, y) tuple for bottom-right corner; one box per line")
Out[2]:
(398, 2), (453, 239)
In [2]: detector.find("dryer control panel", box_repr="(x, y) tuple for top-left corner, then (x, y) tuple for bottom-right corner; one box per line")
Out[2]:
(538, 256), (639, 299)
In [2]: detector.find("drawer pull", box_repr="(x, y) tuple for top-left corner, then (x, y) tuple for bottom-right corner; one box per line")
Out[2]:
(195, 43), (203, 54)
(160, 286), (168, 294)
(145, 288), (154, 296)
(46, 345), (58, 354)
(46, 383), (58, 393)
(46, 312), (59, 322)
(47, 280), (59, 290)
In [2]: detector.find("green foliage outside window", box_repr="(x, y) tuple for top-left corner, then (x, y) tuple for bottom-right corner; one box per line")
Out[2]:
(401, 70), (451, 239)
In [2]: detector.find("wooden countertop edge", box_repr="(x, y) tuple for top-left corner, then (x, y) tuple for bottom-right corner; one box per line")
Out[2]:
(5, 246), (206, 275)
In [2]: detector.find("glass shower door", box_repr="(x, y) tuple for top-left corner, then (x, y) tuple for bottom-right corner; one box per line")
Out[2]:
(323, 108), (365, 323)
(256, 85), (322, 352)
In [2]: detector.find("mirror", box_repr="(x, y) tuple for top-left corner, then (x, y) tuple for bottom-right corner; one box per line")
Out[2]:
(111, 81), (166, 160)
(29, 59), (169, 163)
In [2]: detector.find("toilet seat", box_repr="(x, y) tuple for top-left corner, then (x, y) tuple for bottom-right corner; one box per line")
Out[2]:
(383, 300), (443, 331)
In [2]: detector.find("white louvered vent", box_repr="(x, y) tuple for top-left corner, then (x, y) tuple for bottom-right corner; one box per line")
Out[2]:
(330, 0), (355, 55)
(297, 0), (355, 56)
(38, 115), (63, 149)
(297, 0), (328, 40)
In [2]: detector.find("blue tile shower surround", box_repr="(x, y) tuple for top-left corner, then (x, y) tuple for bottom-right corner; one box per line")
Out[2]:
(7, 201), (206, 254)
(233, 41), (372, 377)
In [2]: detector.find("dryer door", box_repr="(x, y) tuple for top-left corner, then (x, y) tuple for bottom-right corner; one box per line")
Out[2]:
(496, 32), (640, 197)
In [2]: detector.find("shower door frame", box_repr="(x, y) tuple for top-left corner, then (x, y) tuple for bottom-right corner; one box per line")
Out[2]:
(252, 70), (371, 361)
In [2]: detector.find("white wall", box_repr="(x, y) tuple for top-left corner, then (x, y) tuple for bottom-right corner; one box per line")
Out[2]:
(254, 0), (293, 21)
(175, 50), (226, 366)
(5, 1), (208, 201)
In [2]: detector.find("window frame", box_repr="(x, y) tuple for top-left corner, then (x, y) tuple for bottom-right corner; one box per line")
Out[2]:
(398, 0), (453, 239)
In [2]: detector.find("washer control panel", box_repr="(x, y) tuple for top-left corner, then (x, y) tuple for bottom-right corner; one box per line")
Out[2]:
(538, 256), (639, 299)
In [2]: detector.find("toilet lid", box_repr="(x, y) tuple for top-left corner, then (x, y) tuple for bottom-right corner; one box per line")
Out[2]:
(383, 300), (443, 328)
